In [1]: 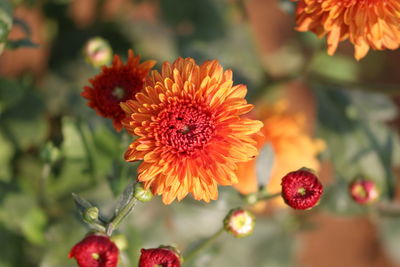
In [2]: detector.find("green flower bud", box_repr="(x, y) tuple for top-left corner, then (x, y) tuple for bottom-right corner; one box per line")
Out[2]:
(111, 234), (128, 251)
(83, 207), (99, 223)
(134, 182), (153, 202)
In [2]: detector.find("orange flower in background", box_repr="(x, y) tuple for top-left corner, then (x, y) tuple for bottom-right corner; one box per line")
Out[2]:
(121, 58), (263, 204)
(235, 103), (324, 207)
(82, 50), (156, 131)
(295, 0), (400, 60)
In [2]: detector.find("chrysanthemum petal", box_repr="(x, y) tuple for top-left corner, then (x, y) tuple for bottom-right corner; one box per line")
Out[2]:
(295, 0), (400, 59)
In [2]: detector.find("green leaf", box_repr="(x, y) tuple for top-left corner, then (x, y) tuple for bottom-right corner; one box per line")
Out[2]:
(0, 131), (14, 182)
(0, 0), (13, 55)
(6, 38), (39, 49)
(13, 17), (32, 36)
(378, 216), (400, 264)
(114, 182), (135, 217)
(61, 117), (86, 159)
(311, 53), (359, 82)
(71, 192), (94, 214)
(0, 77), (25, 113)
(0, 77), (47, 150)
(0, 193), (47, 245)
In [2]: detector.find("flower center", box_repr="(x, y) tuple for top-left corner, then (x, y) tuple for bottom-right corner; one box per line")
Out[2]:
(297, 187), (306, 196)
(230, 212), (253, 235)
(112, 86), (126, 100)
(91, 253), (100, 260)
(353, 184), (367, 199)
(156, 101), (215, 157)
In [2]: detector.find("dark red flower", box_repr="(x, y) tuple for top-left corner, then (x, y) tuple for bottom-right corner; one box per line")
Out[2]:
(69, 234), (119, 267)
(139, 247), (181, 267)
(349, 179), (379, 204)
(81, 50), (155, 131)
(281, 168), (323, 210)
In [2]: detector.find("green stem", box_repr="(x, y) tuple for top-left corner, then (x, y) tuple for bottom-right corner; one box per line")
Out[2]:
(183, 228), (225, 264)
(76, 119), (96, 183)
(377, 203), (400, 217)
(257, 192), (281, 201)
(38, 163), (51, 207)
(106, 196), (137, 236)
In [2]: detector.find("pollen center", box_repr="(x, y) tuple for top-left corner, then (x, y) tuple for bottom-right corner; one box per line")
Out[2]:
(353, 184), (367, 198)
(91, 252), (100, 260)
(156, 101), (215, 156)
(112, 86), (126, 100)
(297, 187), (306, 196)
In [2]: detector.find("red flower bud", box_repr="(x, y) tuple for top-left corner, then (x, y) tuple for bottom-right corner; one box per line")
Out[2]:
(69, 234), (119, 267)
(139, 247), (181, 267)
(349, 179), (379, 204)
(281, 168), (323, 210)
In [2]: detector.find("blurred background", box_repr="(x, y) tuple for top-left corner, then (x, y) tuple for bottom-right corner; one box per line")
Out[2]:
(1, 0), (400, 266)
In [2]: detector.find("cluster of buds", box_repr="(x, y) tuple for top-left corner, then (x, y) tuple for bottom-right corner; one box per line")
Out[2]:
(70, 234), (181, 267)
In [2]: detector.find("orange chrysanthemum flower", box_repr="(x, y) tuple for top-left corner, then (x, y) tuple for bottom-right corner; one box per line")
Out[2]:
(234, 102), (324, 207)
(295, 0), (400, 60)
(121, 58), (263, 204)
(82, 50), (156, 131)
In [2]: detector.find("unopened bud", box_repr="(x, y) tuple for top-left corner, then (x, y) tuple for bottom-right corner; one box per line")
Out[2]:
(83, 37), (112, 67)
(139, 246), (181, 267)
(349, 179), (379, 204)
(158, 245), (181, 259)
(83, 207), (99, 223)
(223, 208), (255, 238)
(281, 168), (323, 210)
(111, 234), (128, 251)
(134, 182), (153, 202)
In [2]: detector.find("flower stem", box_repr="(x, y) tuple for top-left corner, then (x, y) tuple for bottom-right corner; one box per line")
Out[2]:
(106, 196), (137, 236)
(76, 119), (96, 183)
(258, 192), (281, 201)
(38, 163), (50, 207)
(183, 228), (225, 264)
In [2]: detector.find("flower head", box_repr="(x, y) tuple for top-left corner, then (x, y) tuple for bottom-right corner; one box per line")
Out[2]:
(281, 168), (323, 210)
(295, 0), (400, 60)
(223, 208), (255, 238)
(121, 58), (263, 204)
(139, 247), (181, 267)
(82, 50), (156, 131)
(349, 179), (379, 204)
(69, 234), (119, 267)
(234, 102), (324, 207)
